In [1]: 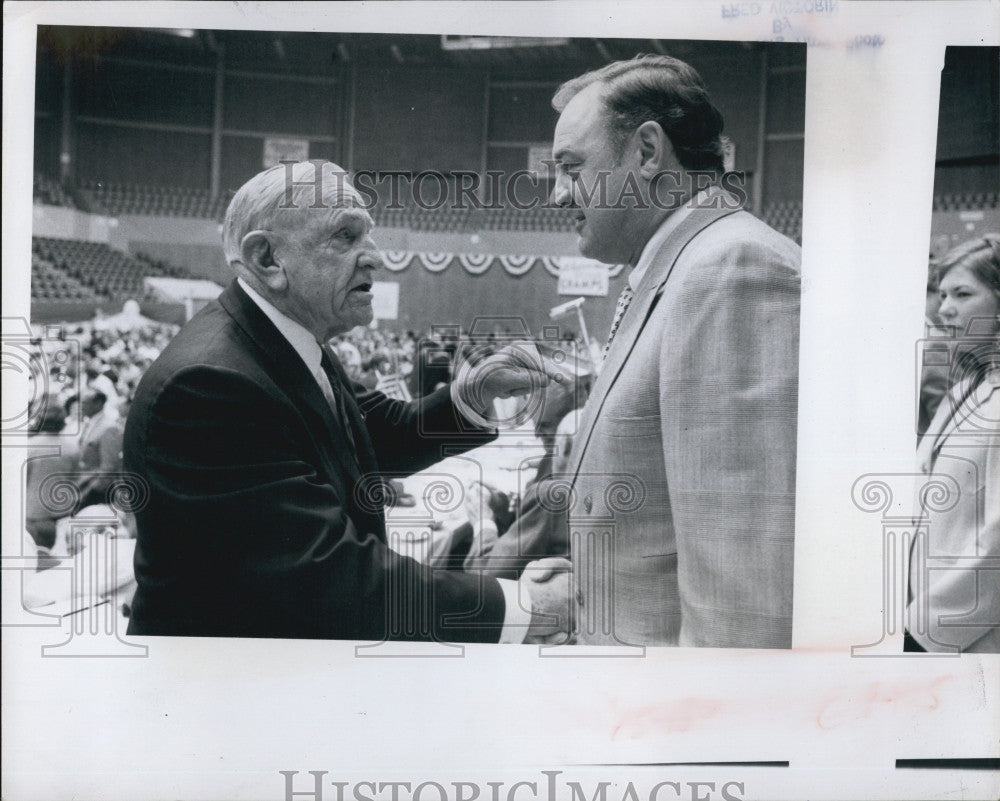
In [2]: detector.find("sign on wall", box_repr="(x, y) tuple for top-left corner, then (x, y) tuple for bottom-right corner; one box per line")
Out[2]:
(556, 258), (610, 297)
(371, 281), (400, 321)
(262, 137), (310, 169)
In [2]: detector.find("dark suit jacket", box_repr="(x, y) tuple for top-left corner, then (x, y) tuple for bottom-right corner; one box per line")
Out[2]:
(124, 280), (504, 641)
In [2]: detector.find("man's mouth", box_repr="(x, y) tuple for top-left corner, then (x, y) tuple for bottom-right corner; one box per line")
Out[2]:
(573, 214), (586, 233)
(351, 280), (373, 294)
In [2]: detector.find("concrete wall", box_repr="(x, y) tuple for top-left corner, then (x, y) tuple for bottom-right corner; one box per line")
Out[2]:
(31, 204), (116, 242)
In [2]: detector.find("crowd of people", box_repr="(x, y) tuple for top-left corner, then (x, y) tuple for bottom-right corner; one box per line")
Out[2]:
(24, 313), (591, 568)
(331, 326), (588, 400)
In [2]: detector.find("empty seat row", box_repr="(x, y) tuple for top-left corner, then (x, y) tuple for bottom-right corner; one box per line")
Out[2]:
(83, 181), (229, 219)
(33, 173), (76, 209)
(31, 254), (99, 301)
(933, 192), (999, 212)
(32, 237), (193, 302)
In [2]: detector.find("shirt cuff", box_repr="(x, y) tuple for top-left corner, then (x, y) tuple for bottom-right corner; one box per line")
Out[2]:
(497, 578), (530, 644)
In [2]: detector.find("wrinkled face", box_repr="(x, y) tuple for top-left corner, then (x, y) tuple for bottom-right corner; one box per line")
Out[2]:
(937, 265), (1000, 346)
(274, 204), (381, 339)
(552, 83), (637, 265)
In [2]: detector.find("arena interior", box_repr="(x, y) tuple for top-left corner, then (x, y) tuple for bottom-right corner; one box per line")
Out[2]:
(31, 29), (815, 335)
(19, 29), (999, 618)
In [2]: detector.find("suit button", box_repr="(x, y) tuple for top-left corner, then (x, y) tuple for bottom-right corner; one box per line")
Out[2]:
(575, 588), (584, 606)
(583, 494), (593, 513)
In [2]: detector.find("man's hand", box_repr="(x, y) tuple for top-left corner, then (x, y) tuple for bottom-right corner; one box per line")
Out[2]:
(520, 556), (574, 644)
(453, 342), (563, 423)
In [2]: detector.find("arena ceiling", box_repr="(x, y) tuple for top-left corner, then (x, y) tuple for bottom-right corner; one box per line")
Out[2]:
(37, 27), (773, 80)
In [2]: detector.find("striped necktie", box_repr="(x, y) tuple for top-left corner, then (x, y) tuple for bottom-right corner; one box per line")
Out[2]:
(602, 284), (634, 361)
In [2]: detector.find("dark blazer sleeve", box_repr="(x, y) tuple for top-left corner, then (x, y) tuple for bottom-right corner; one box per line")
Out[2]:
(355, 384), (496, 475)
(128, 364), (505, 642)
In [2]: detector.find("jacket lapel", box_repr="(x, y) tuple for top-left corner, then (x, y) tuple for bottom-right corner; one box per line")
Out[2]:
(218, 280), (364, 484)
(565, 195), (740, 483)
(924, 371), (999, 462)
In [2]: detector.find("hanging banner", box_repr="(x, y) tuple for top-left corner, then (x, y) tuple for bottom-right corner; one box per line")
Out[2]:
(364, 251), (604, 277)
(497, 254), (535, 276)
(417, 253), (452, 273)
(382, 251), (412, 272)
(457, 253), (493, 275)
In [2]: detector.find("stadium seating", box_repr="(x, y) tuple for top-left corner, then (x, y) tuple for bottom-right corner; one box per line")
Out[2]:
(33, 172), (76, 209)
(30, 252), (99, 302)
(58, 177), (1000, 244)
(369, 199), (576, 233)
(932, 191), (1000, 212)
(82, 181), (230, 220)
(32, 237), (193, 301)
(763, 200), (803, 244)
(470, 205), (576, 233)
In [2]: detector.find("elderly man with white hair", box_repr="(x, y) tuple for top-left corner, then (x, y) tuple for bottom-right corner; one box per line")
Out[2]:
(124, 161), (565, 642)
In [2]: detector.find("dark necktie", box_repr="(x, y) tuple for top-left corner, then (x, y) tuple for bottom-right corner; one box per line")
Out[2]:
(320, 349), (359, 453)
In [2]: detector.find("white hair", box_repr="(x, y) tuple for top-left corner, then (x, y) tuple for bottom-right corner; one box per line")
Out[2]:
(222, 160), (362, 264)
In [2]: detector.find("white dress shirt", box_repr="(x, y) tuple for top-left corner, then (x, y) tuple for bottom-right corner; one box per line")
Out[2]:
(237, 279), (529, 643)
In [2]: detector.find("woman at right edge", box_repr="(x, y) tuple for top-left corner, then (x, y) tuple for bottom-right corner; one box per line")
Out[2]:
(906, 234), (1000, 653)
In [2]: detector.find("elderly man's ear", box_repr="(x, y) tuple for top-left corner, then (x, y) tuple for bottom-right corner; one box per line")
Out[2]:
(240, 231), (288, 291)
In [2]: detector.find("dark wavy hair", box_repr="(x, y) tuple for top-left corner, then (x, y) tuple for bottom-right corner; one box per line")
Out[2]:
(935, 234), (1000, 384)
(552, 54), (726, 172)
(933, 233), (1000, 300)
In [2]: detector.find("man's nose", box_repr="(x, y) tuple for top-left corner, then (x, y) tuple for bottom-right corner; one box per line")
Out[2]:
(361, 238), (383, 271)
(551, 173), (573, 208)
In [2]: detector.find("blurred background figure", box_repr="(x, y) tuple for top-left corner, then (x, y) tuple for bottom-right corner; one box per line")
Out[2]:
(83, 358), (121, 417)
(74, 389), (124, 511)
(25, 397), (73, 553)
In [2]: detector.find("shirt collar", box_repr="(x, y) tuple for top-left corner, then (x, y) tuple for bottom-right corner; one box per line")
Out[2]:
(237, 277), (324, 375)
(627, 188), (712, 292)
